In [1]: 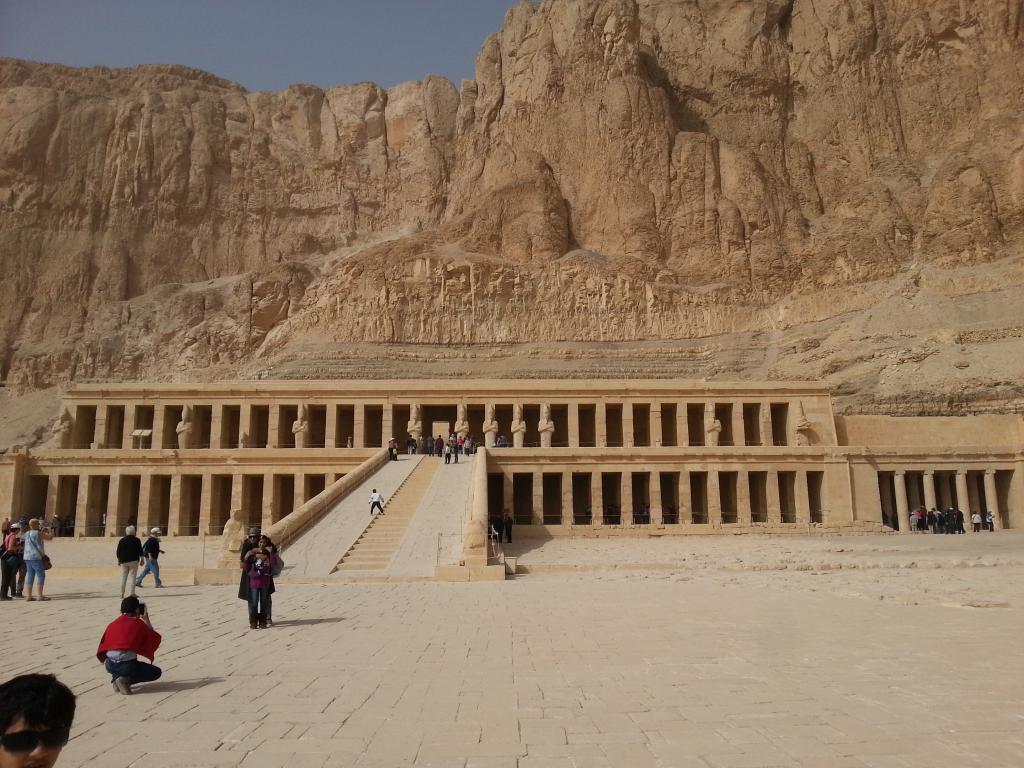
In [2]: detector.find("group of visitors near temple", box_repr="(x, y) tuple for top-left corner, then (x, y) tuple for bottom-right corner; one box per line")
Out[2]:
(909, 506), (997, 533)
(0, 517), (53, 601)
(390, 433), (479, 462)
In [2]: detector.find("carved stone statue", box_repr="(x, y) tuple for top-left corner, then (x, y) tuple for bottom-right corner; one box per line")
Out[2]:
(453, 403), (470, 440)
(537, 403), (555, 448)
(51, 408), (73, 449)
(175, 405), (193, 449)
(511, 403), (527, 448)
(217, 508), (246, 567)
(291, 403), (309, 448)
(239, 431), (250, 448)
(794, 400), (813, 446)
(407, 403), (423, 440)
(482, 403), (499, 448)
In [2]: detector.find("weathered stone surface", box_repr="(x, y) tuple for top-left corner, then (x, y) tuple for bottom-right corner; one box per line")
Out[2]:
(1, 0), (1023, 429)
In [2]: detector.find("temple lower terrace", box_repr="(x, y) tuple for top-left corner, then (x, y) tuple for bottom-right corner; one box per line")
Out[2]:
(0, 379), (1019, 582)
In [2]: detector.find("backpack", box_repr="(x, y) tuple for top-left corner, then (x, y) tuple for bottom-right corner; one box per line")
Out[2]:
(271, 554), (285, 577)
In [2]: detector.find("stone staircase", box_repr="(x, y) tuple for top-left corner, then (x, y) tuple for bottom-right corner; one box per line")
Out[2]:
(334, 457), (441, 572)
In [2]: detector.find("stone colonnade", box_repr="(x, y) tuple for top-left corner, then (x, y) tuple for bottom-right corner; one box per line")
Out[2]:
(879, 467), (1011, 531)
(66, 397), (805, 451)
(488, 464), (825, 527)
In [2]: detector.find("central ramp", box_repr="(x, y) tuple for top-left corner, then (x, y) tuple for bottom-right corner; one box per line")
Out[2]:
(334, 457), (441, 572)
(283, 455), (423, 578)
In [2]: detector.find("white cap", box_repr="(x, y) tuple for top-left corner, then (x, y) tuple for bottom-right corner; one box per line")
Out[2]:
(150, 527), (161, 534)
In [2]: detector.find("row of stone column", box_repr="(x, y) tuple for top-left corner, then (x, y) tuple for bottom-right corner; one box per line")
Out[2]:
(496, 468), (817, 525)
(42, 471), (332, 537)
(67, 398), (799, 449)
(891, 469), (1002, 532)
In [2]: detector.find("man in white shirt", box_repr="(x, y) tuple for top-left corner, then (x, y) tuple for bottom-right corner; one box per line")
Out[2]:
(369, 489), (385, 517)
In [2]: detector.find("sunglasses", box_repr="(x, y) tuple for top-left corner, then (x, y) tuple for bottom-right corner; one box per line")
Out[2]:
(0, 728), (70, 753)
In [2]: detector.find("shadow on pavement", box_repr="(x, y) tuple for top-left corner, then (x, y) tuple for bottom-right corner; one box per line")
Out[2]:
(271, 617), (345, 627)
(140, 677), (226, 693)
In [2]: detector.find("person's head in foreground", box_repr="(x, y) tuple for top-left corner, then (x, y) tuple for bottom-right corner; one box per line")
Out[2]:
(0, 674), (76, 768)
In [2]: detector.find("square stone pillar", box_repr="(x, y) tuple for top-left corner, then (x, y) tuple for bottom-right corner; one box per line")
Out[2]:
(950, 473), (966, 514)
(93, 404), (109, 448)
(923, 469), (937, 510)
(561, 470), (573, 529)
(707, 471), (722, 525)
(736, 469), (751, 524)
(759, 400), (773, 446)
(210, 404), (224, 449)
(591, 472), (603, 526)
(136, 474), (154, 532)
(239, 404), (254, 448)
(43, 474), (59, 522)
(354, 404), (366, 448)
(532, 470), (544, 526)
(894, 471), (911, 532)
(294, 473), (307, 512)
(325, 404), (338, 447)
(766, 471), (782, 523)
(650, 472), (663, 525)
(502, 470), (514, 521)
(152, 407), (168, 451)
(568, 403), (580, 448)
(267, 405), (281, 448)
(623, 404), (635, 448)
(381, 406), (393, 446)
(795, 470), (811, 524)
(230, 473), (244, 516)
(122, 405), (138, 449)
(198, 473), (214, 535)
(622, 470), (634, 524)
(731, 404), (745, 448)
(261, 472), (275, 531)
(679, 471), (691, 524)
(167, 475), (183, 537)
(984, 470), (1001, 530)
(651, 406), (663, 447)
(677, 403), (689, 447)
(596, 403), (607, 448)
(75, 477), (91, 537)
(106, 475), (124, 536)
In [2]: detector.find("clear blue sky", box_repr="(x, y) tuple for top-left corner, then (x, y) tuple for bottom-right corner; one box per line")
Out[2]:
(0, 0), (516, 90)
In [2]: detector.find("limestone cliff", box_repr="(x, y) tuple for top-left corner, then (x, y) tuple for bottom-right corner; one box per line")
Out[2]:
(1, 0), (1023, 431)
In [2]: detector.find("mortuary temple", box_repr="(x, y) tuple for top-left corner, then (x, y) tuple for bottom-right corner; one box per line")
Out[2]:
(0, 380), (1020, 547)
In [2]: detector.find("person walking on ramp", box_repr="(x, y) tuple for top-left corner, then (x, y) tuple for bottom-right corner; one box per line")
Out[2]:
(369, 489), (385, 517)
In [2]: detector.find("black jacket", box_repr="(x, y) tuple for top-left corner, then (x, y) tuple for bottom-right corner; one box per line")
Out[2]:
(116, 535), (143, 564)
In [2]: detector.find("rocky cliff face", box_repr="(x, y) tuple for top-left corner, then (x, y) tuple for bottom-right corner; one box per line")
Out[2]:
(1, 0), (1023, 425)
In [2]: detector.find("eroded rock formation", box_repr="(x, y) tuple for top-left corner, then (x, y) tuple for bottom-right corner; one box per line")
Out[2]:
(1, 0), (1023, 430)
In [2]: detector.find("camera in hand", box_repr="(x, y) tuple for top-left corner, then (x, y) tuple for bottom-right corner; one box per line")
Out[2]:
(136, 602), (146, 616)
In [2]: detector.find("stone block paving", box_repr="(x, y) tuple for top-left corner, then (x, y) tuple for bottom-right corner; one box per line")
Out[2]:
(2, 543), (1023, 767)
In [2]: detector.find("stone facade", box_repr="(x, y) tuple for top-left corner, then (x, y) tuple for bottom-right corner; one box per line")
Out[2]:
(0, 380), (1020, 538)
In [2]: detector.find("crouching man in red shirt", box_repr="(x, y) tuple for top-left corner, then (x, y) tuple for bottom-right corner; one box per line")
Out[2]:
(96, 596), (162, 695)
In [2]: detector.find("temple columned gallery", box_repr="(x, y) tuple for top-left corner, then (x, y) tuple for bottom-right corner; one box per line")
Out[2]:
(0, 380), (1020, 537)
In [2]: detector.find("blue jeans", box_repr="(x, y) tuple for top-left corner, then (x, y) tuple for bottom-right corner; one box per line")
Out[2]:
(137, 558), (162, 586)
(248, 587), (270, 623)
(24, 559), (45, 586)
(105, 658), (162, 685)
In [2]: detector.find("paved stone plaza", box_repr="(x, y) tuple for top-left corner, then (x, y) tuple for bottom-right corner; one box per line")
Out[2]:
(4, 533), (1024, 768)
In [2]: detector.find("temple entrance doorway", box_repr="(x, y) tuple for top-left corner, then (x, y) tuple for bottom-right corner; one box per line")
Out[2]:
(423, 405), (457, 441)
